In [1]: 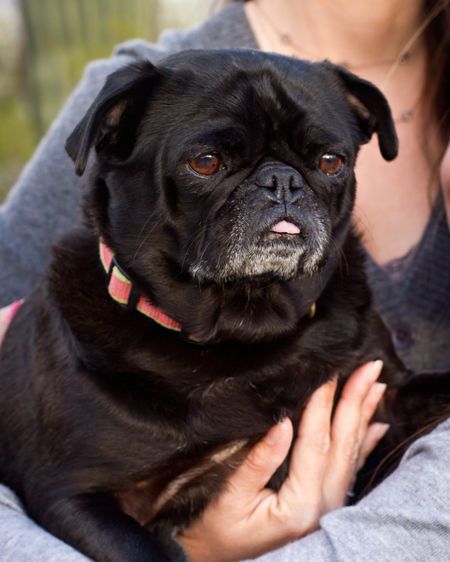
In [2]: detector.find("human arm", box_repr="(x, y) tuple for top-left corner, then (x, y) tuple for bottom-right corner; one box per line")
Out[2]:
(0, 53), (140, 306)
(0, 29), (193, 307)
(0, 484), (92, 562)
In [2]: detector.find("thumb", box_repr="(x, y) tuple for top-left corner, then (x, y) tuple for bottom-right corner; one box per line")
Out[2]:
(226, 418), (293, 502)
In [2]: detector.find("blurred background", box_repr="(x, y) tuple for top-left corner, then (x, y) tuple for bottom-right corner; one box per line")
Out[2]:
(0, 0), (215, 200)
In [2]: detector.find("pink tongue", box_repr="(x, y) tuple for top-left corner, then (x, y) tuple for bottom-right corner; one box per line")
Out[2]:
(271, 220), (300, 234)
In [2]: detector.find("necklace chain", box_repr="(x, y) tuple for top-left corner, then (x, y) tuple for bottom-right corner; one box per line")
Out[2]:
(253, 0), (422, 124)
(276, 30), (412, 72)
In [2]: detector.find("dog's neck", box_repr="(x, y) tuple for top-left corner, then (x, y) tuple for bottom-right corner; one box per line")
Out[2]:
(97, 240), (336, 344)
(99, 241), (185, 335)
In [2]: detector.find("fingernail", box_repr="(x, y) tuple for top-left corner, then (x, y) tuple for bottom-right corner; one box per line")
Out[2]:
(373, 422), (390, 439)
(265, 418), (289, 445)
(372, 382), (387, 399)
(367, 360), (384, 382)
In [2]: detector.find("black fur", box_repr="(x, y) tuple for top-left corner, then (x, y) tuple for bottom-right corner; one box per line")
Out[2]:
(0, 50), (439, 562)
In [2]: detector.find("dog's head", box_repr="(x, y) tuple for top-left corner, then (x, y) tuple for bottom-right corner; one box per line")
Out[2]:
(66, 50), (397, 339)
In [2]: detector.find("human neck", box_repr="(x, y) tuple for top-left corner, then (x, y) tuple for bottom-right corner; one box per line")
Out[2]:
(249, 0), (424, 66)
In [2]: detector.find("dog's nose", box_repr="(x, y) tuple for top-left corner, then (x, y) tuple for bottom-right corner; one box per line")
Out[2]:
(255, 164), (303, 204)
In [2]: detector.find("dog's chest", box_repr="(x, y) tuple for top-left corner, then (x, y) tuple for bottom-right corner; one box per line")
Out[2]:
(112, 363), (311, 531)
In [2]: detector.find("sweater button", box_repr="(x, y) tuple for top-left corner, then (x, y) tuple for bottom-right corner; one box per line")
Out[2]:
(392, 324), (414, 350)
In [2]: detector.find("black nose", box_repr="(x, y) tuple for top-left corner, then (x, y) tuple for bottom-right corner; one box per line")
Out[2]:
(255, 164), (303, 204)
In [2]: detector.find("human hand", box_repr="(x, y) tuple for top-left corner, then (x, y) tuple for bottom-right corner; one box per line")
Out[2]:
(178, 361), (388, 562)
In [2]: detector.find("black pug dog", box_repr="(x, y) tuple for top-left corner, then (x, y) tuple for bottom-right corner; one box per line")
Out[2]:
(1, 48), (436, 562)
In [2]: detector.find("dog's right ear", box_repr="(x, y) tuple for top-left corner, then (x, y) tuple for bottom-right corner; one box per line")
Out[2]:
(65, 61), (162, 176)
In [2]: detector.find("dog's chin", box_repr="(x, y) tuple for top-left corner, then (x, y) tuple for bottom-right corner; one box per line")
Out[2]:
(189, 235), (327, 285)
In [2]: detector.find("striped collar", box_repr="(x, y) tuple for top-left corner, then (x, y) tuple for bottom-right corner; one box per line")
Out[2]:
(99, 241), (316, 337)
(99, 242), (182, 333)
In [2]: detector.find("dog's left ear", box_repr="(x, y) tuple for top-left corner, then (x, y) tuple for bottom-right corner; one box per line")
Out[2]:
(66, 60), (162, 175)
(330, 63), (398, 161)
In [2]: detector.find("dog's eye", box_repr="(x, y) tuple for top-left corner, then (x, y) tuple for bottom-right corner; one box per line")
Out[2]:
(188, 154), (224, 176)
(319, 154), (344, 175)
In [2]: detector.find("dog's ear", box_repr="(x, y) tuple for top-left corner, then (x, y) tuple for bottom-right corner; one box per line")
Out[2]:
(329, 63), (398, 161)
(66, 61), (161, 175)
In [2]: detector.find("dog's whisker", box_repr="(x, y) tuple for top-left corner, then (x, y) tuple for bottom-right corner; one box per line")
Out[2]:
(131, 210), (174, 264)
(329, 236), (350, 277)
(180, 222), (212, 273)
(131, 221), (160, 264)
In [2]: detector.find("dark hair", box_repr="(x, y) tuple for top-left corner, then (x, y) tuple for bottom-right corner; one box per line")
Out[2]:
(422, 1), (450, 176)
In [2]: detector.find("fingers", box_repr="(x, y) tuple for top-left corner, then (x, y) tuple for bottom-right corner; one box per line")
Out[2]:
(278, 378), (337, 517)
(179, 363), (392, 562)
(323, 361), (385, 509)
(356, 422), (390, 471)
(356, 380), (387, 457)
(179, 422), (293, 562)
(360, 381), (387, 430)
(225, 418), (293, 507)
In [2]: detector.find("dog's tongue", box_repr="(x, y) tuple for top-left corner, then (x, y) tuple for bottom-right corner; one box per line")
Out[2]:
(271, 220), (300, 234)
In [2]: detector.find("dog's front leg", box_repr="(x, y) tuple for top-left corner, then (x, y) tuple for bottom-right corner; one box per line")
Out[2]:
(29, 492), (177, 562)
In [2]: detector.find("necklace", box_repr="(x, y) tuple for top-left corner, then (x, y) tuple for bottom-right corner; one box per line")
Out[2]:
(277, 31), (413, 72)
(253, 0), (420, 124)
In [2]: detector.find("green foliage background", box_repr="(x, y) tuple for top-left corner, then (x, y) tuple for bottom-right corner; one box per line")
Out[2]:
(0, 0), (211, 200)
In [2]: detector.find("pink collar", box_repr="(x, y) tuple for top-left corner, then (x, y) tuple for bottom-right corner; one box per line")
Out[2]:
(99, 242), (182, 333)
(0, 299), (24, 345)
(99, 241), (316, 339)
